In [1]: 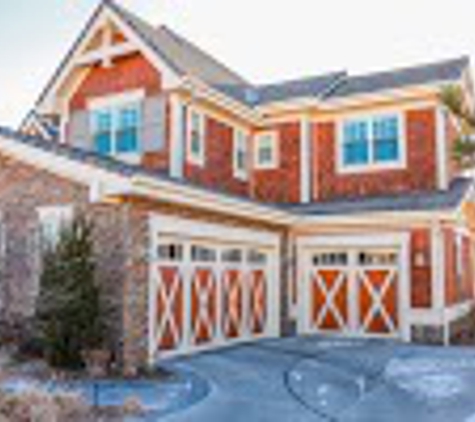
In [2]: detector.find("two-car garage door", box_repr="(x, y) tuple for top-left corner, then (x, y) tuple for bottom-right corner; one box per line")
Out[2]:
(298, 234), (409, 340)
(150, 215), (280, 360)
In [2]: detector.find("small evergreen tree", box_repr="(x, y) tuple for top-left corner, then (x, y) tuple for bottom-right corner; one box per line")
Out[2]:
(36, 215), (104, 369)
(439, 85), (475, 166)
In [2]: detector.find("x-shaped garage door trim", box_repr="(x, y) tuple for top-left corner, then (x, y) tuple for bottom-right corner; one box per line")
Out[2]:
(358, 268), (397, 334)
(222, 270), (244, 337)
(156, 269), (182, 348)
(313, 271), (347, 330)
(191, 271), (216, 344)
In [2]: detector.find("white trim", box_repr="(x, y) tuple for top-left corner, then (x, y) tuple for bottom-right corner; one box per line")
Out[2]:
(254, 131), (279, 170)
(169, 94), (185, 179)
(150, 214), (279, 247)
(88, 89), (145, 110)
(436, 106), (449, 190)
(186, 107), (206, 167)
(297, 232), (411, 341)
(149, 213), (281, 361)
(336, 111), (407, 174)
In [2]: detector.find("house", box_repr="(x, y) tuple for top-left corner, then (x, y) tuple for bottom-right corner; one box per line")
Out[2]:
(1, 0), (474, 370)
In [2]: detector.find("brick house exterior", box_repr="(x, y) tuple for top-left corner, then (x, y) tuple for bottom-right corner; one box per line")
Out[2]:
(2, 1), (474, 370)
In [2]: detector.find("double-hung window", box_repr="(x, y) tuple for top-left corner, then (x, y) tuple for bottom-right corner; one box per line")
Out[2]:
(90, 94), (142, 158)
(255, 132), (278, 169)
(37, 206), (73, 250)
(340, 114), (403, 171)
(188, 109), (205, 165)
(233, 129), (249, 180)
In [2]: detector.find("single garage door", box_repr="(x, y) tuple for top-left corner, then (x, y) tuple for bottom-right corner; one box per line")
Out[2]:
(298, 235), (409, 339)
(150, 215), (280, 360)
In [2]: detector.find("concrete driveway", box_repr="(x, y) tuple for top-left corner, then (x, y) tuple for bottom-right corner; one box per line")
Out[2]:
(161, 336), (475, 422)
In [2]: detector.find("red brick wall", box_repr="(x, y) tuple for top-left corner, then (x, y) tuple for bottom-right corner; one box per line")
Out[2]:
(313, 108), (438, 201)
(184, 116), (248, 197)
(252, 122), (301, 203)
(411, 229), (432, 308)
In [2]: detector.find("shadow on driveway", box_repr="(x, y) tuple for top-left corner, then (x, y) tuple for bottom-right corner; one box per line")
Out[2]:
(160, 336), (475, 422)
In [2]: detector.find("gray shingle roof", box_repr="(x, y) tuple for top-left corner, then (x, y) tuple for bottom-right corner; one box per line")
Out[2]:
(214, 72), (347, 106)
(0, 126), (471, 217)
(325, 57), (470, 99)
(108, 1), (250, 87)
(34, 1), (471, 112)
(288, 177), (473, 217)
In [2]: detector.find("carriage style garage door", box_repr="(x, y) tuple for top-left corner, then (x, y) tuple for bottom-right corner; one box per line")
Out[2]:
(150, 215), (281, 360)
(298, 234), (410, 340)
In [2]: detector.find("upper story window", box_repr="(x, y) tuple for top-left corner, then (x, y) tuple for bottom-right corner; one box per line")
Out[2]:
(233, 129), (249, 180)
(89, 90), (144, 159)
(187, 109), (205, 166)
(255, 132), (278, 170)
(339, 114), (404, 172)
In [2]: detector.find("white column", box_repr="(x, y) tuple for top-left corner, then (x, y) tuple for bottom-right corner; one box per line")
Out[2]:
(435, 106), (449, 190)
(169, 94), (185, 179)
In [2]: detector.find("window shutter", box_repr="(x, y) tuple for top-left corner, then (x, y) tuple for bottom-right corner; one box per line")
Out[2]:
(69, 111), (90, 150)
(142, 96), (166, 152)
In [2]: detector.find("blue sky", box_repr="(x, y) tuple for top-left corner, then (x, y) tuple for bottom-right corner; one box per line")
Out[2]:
(0, 0), (473, 126)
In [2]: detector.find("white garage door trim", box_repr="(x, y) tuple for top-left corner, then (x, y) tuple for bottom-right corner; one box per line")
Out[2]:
(297, 232), (411, 342)
(149, 214), (281, 363)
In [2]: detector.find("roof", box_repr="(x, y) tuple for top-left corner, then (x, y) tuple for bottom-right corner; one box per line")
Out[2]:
(214, 72), (347, 106)
(107, 1), (250, 87)
(325, 57), (470, 99)
(33, 1), (471, 112)
(288, 177), (473, 217)
(0, 126), (471, 218)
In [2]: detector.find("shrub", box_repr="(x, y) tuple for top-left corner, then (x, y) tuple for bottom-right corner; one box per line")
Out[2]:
(35, 215), (105, 369)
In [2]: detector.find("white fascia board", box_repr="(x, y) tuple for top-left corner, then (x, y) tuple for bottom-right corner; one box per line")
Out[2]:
(0, 134), (128, 191)
(129, 175), (295, 225)
(318, 80), (458, 111)
(182, 77), (262, 125)
(294, 209), (456, 229)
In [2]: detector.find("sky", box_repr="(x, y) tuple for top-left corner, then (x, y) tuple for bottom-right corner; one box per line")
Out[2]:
(0, 0), (474, 126)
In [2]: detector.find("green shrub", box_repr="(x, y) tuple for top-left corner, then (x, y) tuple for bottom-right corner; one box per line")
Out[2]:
(35, 215), (104, 369)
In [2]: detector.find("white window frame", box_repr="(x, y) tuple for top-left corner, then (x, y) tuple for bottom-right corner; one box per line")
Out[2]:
(187, 108), (206, 166)
(254, 131), (279, 170)
(88, 90), (144, 162)
(37, 206), (74, 250)
(233, 128), (249, 180)
(337, 111), (406, 174)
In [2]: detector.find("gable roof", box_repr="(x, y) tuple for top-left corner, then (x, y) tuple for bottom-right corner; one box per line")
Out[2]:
(325, 56), (470, 99)
(106, 0), (250, 87)
(32, 0), (471, 115)
(288, 177), (473, 217)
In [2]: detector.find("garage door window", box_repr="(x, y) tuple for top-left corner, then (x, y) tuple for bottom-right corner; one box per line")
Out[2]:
(248, 249), (268, 264)
(222, 249), (243, 263)
(312, 252), (348, 266)
(358, 251), (398, 266)
(191, 245), (217, 262)
(157, 243), (183, 261)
